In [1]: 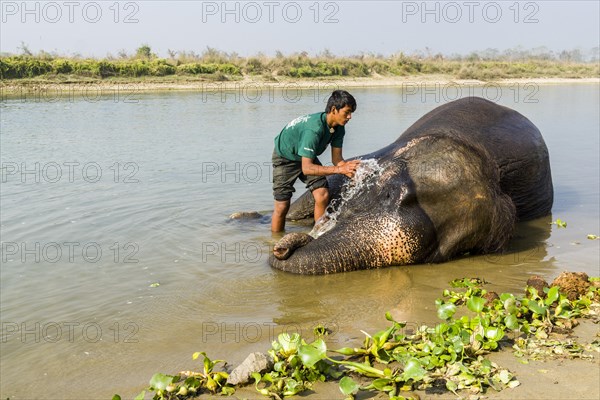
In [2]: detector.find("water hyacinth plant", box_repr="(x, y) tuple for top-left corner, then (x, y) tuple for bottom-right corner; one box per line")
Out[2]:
(119, 273), (599, 400)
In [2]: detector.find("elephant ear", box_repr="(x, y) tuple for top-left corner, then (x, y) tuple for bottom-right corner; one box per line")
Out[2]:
(401, 134), (516, 261)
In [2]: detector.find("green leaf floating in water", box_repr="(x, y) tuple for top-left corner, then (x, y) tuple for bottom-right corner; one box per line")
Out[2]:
(402, 357), (426, 381)
(467, 296), (486, 313)
(437, 302), (457, 320)
(504, 314), (519, 330)
(527, 300), (548, 316)
(298, 338), (327, 368)
(149, 282), (160, 288)
(149, 372), (174, 391)
(339, 376), (360, 395)
(552, 218), (567, 228)
(545, 286), (559, 306)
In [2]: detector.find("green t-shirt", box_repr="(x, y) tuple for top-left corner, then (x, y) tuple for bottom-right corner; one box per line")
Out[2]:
(274, 112), (345, 161)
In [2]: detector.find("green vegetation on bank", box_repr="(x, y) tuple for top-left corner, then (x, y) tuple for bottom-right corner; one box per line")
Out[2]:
(1, 46), (599, 82)
(117, 273), (599, 400)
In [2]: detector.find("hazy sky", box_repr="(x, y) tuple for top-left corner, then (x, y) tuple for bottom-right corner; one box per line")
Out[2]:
(1, 1), (599, 57)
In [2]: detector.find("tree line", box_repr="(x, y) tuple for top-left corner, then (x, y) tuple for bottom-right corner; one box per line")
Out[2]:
(1, 44), (598, 80)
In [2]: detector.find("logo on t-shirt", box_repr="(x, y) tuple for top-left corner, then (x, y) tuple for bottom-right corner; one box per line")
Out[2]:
(286, 115), (309, 129)
(303, 147), (314, 153)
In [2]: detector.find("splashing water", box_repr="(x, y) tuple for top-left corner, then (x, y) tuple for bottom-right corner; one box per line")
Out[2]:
(310, 158), (383, 238)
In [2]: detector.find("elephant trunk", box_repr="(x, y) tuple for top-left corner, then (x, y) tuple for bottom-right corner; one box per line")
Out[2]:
(273, 232), (314, 260)
(270, 231), (374, 274)
(269, 214), (436, 274)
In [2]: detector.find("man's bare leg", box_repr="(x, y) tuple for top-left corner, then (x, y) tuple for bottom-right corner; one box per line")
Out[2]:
(271, 200), (290, 232)
(312, 187), (329, 223)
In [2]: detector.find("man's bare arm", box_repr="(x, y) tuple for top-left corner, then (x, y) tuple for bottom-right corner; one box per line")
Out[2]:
(331, 147), (344, 166)
(301, 157), (360, 178)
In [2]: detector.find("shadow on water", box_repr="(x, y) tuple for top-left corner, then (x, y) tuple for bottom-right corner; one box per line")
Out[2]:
(497, 214), (554, 263)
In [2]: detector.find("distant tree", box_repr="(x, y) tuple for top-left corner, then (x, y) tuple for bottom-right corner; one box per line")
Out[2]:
(411, 49), (425, 60)
(320, 49), (335, 59)
(590, 47), (599, 63)
(559, 48), (583, 63)
(481, 48), (499, 60)
(167, 49), (177, 60)
(202, 46), (228, 63)
(502, 45), (528, 61)
(37, 49), (54, 59)
(118, 49), (128, 59)
(18, 41), (32, 56)
(466, 52), (480, 62)
(530, 46), (553, 60)
(136, 44), (153, 59)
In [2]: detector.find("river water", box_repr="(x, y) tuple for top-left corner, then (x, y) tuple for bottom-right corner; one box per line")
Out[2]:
(1, 83), (598, 399)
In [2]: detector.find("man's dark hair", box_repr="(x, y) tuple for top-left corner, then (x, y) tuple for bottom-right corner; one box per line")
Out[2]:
(325, 90), (357, 113)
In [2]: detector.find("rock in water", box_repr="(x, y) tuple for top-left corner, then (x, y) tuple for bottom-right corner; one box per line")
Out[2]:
(526, 275), (549, 297)
(228, 211), (263, 220)
(227, 352), (273, 385)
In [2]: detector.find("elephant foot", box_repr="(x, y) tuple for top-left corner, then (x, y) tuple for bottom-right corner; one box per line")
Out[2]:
(273, 232), (314, 260)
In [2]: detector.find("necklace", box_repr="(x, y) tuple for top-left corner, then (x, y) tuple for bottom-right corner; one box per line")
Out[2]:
(324, 113), (334, 133)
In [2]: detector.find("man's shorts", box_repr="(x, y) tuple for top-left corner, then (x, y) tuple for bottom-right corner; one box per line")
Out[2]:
(272, 150), (328, 201)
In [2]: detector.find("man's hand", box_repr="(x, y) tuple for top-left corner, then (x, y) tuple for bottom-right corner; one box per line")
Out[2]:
(337, 160), (361, 178)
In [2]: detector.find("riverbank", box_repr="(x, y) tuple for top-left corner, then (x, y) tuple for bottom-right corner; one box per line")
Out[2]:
(130, 273), (600, 400)
(1, 75), (599, 99)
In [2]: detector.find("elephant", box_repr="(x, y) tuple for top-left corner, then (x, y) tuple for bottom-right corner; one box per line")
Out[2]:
(269, 97), (553, 274)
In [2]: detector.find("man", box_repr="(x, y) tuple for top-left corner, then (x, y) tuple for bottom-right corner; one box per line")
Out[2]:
(271, 90), (361, 232)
